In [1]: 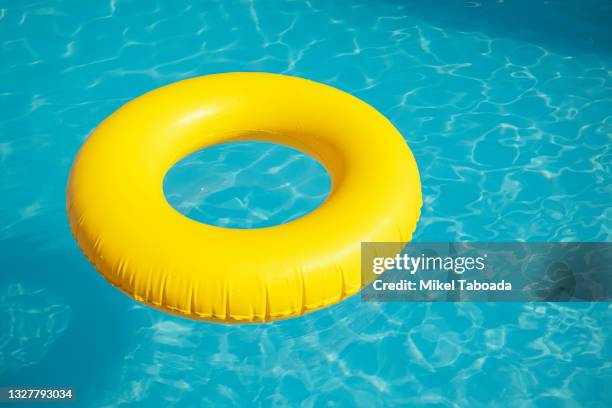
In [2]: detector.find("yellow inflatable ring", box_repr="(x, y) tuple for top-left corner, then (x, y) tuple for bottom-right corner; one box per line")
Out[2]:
(67, 72), (421, 323)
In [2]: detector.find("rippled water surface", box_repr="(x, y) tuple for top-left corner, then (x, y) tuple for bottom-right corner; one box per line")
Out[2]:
(1, 0), (611, 406)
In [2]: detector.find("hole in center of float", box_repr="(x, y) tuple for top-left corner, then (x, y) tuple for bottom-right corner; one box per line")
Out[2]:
(163, 141), (332, 229)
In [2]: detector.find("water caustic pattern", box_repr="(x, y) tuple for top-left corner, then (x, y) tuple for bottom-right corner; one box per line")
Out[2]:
(0, 284), (71, 374)
(97, 303), (612, 407)
(164, 142), (331, 229)
(0, 0), (611, 406)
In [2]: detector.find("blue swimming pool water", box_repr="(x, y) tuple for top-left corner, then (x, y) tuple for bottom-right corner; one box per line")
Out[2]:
(164, 142), (331, 229)
(1, 0), (611, 406)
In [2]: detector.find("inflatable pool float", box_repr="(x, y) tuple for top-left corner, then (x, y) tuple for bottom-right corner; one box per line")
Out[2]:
(67, 72), (421, 323)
